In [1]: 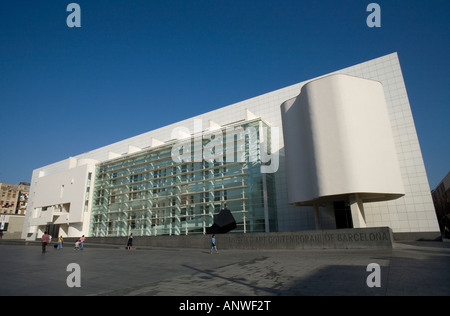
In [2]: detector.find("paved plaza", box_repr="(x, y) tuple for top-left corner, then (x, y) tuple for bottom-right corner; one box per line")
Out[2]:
(0, 240), (449, 296)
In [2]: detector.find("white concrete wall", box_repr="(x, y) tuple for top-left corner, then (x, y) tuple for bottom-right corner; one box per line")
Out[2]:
(22, 159), (96, 239)
(281, 74), (404, 204)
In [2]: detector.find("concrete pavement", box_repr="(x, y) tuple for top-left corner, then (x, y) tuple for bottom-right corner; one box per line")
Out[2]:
(0, 240), (449, 296)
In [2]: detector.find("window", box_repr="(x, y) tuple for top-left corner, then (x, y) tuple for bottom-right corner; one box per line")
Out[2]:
(130, 175), (139, 183)
(90, 119), (274, 237)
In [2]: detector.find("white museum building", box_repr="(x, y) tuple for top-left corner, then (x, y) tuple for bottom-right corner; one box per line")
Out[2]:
(22, 53), (440, 241)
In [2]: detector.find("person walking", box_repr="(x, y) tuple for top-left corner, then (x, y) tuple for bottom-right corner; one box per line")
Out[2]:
(210, 234), (219, 254)
(57, 236), (64, 249)
(41, 231), (51, 253)
(79, 235), (86, 250)
(127, 233), (133, 250)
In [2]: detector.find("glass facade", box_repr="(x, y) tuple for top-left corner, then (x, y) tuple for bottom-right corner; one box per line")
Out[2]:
(90, 119), (277, 237)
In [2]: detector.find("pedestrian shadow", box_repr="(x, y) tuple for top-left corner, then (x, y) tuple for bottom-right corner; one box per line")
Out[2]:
(182, 264), (280, 295)
(182, 263), (390, 296)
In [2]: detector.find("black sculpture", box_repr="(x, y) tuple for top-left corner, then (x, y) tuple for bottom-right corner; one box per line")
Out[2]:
(206, 208), (237, 234)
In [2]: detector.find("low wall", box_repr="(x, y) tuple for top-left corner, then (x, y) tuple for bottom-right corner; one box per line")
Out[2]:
(86, 227), (393, 249)
(393, 231), (442, 242)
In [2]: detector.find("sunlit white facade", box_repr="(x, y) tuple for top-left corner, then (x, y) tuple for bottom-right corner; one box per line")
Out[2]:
(22, 53), (440, 240)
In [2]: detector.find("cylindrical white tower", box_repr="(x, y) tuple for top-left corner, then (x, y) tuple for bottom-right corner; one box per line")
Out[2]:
(281, 74), (404, 227)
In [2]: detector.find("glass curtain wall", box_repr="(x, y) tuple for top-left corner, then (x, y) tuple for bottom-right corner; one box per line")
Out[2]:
(90, 119), (276, 237)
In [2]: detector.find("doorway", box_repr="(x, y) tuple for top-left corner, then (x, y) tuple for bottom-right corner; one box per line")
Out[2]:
(333, 201), (353, 229)
(46, 224), (60, 239)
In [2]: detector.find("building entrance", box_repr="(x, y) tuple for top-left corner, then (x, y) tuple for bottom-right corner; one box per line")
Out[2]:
(45, 224), (60, 239)
(333, 201), (353, 229)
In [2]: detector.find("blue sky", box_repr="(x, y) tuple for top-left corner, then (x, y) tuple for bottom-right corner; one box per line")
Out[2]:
(0, 0), (448, 188)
